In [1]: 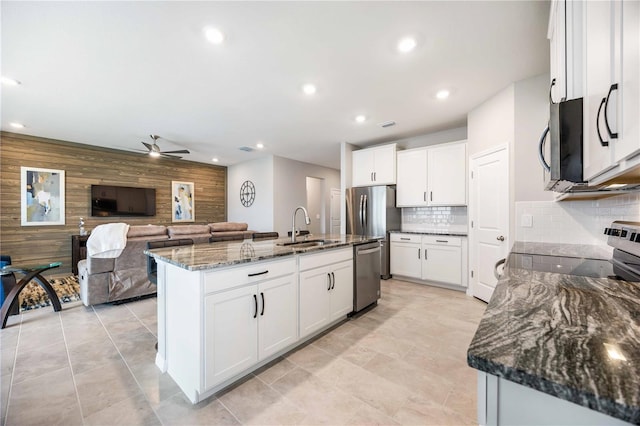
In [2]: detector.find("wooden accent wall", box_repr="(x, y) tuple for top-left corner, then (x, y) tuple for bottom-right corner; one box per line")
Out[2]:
(0, 132), (227, 274)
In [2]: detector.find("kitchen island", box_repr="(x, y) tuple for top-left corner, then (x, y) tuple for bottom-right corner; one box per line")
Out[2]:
(467, 242), (640, 425)
(146, 234), (375, 403)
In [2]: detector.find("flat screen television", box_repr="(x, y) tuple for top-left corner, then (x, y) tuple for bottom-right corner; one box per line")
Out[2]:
(91, 185), (156, 217)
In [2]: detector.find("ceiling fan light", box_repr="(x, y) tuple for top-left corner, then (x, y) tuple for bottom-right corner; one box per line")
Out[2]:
(149, 151), (161, 158)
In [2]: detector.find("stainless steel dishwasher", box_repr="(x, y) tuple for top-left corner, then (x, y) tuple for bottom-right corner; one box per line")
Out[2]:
(353, 241), (381, 313)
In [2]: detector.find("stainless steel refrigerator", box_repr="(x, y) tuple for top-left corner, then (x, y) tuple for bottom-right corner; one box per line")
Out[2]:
(346, 186), (401, 279)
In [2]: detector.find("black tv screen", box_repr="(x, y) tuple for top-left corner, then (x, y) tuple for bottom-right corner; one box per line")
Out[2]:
(91, 185), (156, 217)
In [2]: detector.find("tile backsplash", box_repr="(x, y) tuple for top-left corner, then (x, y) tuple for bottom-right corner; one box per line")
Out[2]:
(515, 193), (640, 245)
(401, 206), (468, 233)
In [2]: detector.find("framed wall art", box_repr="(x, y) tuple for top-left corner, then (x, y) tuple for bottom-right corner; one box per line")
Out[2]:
(21, 166), (66, 226)
(172, 181), (195, 222)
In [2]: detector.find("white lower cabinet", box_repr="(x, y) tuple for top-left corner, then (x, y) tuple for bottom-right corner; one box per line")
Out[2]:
(299, 248), (353, 339)
(390, 233), (466, 288)
(203, 259), (297, 391)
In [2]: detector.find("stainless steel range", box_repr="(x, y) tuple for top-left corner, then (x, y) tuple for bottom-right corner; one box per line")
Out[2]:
(605, 221), (640, 282)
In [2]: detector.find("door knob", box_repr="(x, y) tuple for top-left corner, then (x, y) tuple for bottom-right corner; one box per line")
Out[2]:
(497, 236), (505, 241)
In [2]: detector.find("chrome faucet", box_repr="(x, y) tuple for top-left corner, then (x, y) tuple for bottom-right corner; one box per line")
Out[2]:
(291, 206), (311, 243)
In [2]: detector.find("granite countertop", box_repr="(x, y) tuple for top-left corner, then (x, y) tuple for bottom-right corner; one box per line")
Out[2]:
(145, 234), (376, 271)
(467, 242), (640, 424)
(390, 230), (468, 237)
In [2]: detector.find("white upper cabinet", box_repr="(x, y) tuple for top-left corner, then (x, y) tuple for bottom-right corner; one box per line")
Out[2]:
(548, 0), (583, 102)
(352, 144), (396, 186)
(396, 142), (467, 207)
(427, 143), (467, 206)
(396, 149), (428, 206)
(582, 0), (640, 182)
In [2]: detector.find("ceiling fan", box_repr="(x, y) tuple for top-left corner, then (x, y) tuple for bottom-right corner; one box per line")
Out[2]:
(138, 134), (190, 159)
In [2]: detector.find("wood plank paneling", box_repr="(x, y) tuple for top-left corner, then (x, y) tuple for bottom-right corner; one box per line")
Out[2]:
(0, 132), (227, 275)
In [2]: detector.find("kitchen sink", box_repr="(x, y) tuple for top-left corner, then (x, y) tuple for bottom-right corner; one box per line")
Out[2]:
(277, 239), (340, 248)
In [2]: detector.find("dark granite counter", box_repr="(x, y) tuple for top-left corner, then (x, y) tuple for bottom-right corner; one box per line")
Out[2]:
(390, 230), (468, 237)
(468, 242), (640, 424)
(145, 234), (375, 271)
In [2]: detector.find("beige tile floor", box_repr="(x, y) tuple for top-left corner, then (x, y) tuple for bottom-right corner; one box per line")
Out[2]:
(0, 279), (486, 426)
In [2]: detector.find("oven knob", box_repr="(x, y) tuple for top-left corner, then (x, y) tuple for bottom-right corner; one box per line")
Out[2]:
(636, 234), (640, 243)
(621, 230), (628, 238)
(604, 227), (610, 235)
(611, 229), (621, 237)
(631, 232), (637, 241)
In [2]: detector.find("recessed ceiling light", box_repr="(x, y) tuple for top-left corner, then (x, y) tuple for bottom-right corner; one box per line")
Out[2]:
(204, 27), (225, 45)
(1, 77), (21, 86)
(436, 89), (450, 100)
(256, 142), (264, 149)
(212, 157), (219, 163)
(9, 122), (25, 129)
(397, 37), (417, 53)
(355, 115), (367, 123)
(302, 84), (317, 95)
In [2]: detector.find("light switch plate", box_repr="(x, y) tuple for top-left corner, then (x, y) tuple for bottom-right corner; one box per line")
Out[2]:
(521, 214), (533, 228)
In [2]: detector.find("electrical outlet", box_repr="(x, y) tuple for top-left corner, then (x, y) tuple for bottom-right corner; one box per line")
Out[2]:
(521, 214), (533, 228)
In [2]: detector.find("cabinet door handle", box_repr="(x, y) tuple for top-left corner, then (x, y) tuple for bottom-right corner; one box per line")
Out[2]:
(260, 292), (265, 316)
(400, 237), (410, 241)
(596, 98), (610, 147)
(424, 249), (427, 260)
(435, 240), (448, 243)
(371, 172), (374, 182)
(331, 272), (335, 290)
(604, 83), (618, 139)
(549, 77), (557, 104)
(430, 191), (433, 202)
(424, 191), (426, 202)
(248, 270), (269, 277)
(253, 294), (258, 318)
(327, 273), (332, 291)
(418, 248), (420, 259)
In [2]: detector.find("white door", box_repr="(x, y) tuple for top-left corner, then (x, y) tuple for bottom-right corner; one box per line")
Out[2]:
(328, 260), (354, 321)
(257, 275), (298, 360)
(469, 146), (509, 303)
(422, 244), (462, 285)
(352, 149), (374, 186)
(204, 286), (258, 389)
(299, 267), (332, 338)
(372, 144), (397, 184)
(330, 188), (341, 235)
(396, 149), (427, 207)
(390, 241), (422, 279)
(427, 143), (467, 206)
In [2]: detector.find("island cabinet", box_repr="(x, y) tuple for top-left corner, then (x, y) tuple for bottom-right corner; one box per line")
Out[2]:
(396, 142), (467, 207)
(352, 143), (396, 187)
(203, 260), (297, 389)
(299, 248), (353, 339)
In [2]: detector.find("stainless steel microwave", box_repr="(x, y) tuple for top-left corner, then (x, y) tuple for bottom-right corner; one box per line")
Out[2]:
(538, 97), (584, 192)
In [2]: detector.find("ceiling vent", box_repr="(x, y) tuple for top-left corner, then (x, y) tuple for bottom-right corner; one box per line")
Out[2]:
(238, 146), (254, 152)
(379, 121), (396, 128)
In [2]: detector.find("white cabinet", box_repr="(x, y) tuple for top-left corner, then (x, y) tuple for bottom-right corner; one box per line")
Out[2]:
(396, 142), (467, 207)
(427, 143), (467, 206)
(389, 234), (422, 279)
(204, 286), (258, 388)
(582, 0), (640, 182)
(203, 259), (297, 390)
(422, 236), (462, 286)
(390, 233), (466, 288)
(352, 143), (396, 186)
(396, 149), (428, 206)
(548, 0), (583, 103)
(299, 248), (353, 338)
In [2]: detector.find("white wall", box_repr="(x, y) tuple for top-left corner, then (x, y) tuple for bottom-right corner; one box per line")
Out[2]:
(515, 193), (640, 245)
(227, 156), (274, 232)
(514, 73), (554, 202)
(306, 177), (324, 234)
(392, 127), (468, 150)
(273, 156), (340, 237)
(340, 142), (355, 234)
(467, 84), (515, 158)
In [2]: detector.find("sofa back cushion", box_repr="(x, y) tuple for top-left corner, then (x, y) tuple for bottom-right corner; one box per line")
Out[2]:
(128, 225), (167, 238)
(167, 224), (211, 237)
(209, 222), (248, 232)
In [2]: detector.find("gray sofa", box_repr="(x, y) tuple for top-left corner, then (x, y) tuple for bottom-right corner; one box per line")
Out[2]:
(78, 222), (254, 306)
